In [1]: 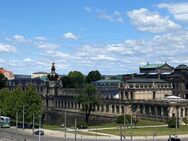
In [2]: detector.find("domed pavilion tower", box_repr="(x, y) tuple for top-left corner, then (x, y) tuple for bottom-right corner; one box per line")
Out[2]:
(44, 63), (62, 97)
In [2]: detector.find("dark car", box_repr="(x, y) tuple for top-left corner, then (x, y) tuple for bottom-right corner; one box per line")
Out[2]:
(168, 137), (181, 141)
(34, 130), (44, 135)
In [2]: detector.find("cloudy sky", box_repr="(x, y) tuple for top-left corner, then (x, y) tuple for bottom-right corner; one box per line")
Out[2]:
(0, 0), (188, 75)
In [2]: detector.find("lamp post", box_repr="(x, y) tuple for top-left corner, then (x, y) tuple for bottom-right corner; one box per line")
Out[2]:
(123, 112), (126, 139)
(175, 100), (179, 137)
(74, 118), (77, 141)
(64, 109), (67, 138)
(22, 105), (25, 130)
(33, 114), (35, 134)
(38, 115), (42, 141)
(16, 111), (18, 140)
(0, 108), (1, 137)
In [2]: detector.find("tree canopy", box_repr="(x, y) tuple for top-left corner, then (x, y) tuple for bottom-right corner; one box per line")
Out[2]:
(0, 85), (42, 122)
(85, 70), (102, 83)
(0, 73), (7, 90)
(61, 71), (84, 88)
(77, 83), (99, 124)
(61, 76), (72, 88)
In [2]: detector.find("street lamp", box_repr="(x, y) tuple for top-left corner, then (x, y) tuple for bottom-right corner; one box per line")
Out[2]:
(38, 115), (42, 141)
(16, 111), (18, 140)
(64, 109), (67, 138)
(175, 100), (179, 137)
(22, 105), (25, 130)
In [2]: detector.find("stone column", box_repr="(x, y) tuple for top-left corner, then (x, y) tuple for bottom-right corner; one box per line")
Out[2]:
(114, 105), (117, 114)
(103, 105), (106, 113)
(99, 105), (102, 112)
(143, 105), (145, 115)
(109, 105), (112, 113)
(155, 106), (158, 117)
(161, 107), (164, 117)
(148, 106), (151, 116)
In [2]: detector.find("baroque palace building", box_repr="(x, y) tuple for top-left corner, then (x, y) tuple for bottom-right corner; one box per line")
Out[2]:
(6, 63), (188, 123)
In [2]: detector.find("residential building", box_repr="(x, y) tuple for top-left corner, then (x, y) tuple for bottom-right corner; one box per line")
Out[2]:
(0, 68), (14, 80)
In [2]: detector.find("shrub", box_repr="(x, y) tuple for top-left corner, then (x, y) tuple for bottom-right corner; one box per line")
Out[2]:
(116, 115), (139, 126)
(77, 121), (87, 129)
(167, 117), (179, 128)
(182, 117), (188, 125)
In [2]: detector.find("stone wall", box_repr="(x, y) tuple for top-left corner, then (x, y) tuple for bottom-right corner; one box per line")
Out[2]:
(44, 109), (114, 126)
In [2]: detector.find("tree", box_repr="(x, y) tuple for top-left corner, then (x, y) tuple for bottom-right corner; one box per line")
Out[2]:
(167, 117), (180, 128)
(23, 85), (42, 122)
(61, 76), (72, 88)
(68, 71), (84, 88)
(77, 84), (99, 124)
(85, 70), (102, 83)
(0, 85), (42, 122)
(116, 114), (139, 126)
(0, 73), (7, 90)
(182, 117), (188, 125)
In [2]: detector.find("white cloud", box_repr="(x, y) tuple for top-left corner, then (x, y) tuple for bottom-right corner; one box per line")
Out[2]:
(0, 59), (5, 63)
(23, 58), (33, 62)
(38, 43), (59, 50)
(84, 6), (92, 13)
(13, 35), (31, 43)
(92, 54), (116, 61)
(63, 32), (79, 40)
(33, 36), (47, 41)
(46, 50), (70, 58)
(0, 44), (16, 53)
(158, 3), (188, 22)
(127, 8), (181, 33)
(97, 9), (124, 23)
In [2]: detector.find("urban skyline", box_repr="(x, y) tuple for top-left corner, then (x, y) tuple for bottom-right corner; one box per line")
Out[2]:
(0, 0), (188, 75)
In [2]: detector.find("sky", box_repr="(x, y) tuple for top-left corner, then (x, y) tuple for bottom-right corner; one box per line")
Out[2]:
(1, 0), (188, 75)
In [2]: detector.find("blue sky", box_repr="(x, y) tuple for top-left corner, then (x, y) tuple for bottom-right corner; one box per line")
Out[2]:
(0, 0), (188, 75)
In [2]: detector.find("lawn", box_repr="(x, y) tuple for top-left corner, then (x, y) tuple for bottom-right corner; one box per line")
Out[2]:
(136, 119), (166, 126)
(89, 122), (117, 128)
(43, 124), (62, 130)
(89, 119), (166, 129)
(96, 126), (188, 136)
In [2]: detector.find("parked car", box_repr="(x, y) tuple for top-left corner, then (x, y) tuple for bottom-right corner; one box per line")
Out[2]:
(168, 137), (181, 141)
(33, 129), (44, 135)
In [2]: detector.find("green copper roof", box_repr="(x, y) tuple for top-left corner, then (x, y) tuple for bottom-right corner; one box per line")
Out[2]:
(140, 63), (164, 69)
(95, 79), (123, 83)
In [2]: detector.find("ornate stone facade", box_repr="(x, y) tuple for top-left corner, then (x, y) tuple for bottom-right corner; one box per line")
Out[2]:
(6, 63), (188, 123)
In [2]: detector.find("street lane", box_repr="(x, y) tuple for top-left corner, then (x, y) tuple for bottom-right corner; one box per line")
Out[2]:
(1, 128), (188, 141)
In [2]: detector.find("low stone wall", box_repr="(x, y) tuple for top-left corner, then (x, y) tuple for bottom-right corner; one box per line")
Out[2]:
(44, 109), (114, 126)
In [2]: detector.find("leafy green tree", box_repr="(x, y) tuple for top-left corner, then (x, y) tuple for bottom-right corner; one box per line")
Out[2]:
(68, 71), (84, 88)
(85, 70), (102, 83)
(116, 115), (139, 126)
(182, 117), (188, 125)
(23, 85), (42, 122)
(2, 87), (24, 118)
(77, 84), (99, 124)
(0, 85), (42, 122)
(0, 88), (10, 112)
(61, 76), (72, 88)
(167, 117), (180, 128)
(0, 73), (7, 90)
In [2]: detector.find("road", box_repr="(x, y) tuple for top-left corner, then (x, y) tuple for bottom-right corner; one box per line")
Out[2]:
(1, 128), (188, 141)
